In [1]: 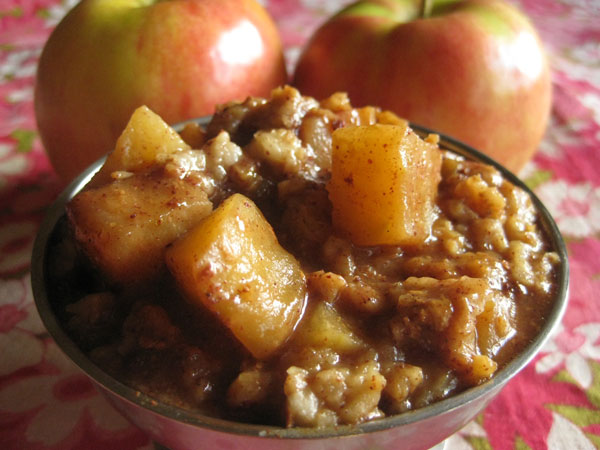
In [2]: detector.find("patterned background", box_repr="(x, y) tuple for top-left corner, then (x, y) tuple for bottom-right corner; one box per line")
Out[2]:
(1, 0), (599, 448)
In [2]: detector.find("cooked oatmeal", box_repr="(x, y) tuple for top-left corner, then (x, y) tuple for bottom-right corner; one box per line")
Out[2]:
(46, 85), (560, 428)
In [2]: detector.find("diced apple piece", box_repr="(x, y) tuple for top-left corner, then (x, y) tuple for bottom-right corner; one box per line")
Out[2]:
(292, 302), (365, 354)
(165, 193), (307, 360)
(91, 106), (191, 186)
(327, 123), (442, 246)
(67, 171), (213, 286)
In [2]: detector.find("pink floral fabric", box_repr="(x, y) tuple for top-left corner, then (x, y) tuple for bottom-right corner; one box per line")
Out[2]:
(1, 0), (598, 449)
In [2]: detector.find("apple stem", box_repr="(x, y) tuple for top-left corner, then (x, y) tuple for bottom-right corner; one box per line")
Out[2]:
(420, 0), (433, 18)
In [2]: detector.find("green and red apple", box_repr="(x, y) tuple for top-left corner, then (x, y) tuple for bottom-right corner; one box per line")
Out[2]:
(293, 0), (552, 172)
(35, 0), (287, 182)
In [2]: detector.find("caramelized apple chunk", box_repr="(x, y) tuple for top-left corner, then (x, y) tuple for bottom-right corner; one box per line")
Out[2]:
(91, 106), (191, 186)
(327, 123), (442, 246)
(290, 302), (365, 354)
(165, 193), (307, 360)
(67, 171), (213, 286)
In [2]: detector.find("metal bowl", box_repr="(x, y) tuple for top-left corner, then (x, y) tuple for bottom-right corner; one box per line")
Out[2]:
(31, 120), (569, 450)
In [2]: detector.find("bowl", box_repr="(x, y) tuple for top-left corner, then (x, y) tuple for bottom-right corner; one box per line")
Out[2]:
(31, 119), (569, 450)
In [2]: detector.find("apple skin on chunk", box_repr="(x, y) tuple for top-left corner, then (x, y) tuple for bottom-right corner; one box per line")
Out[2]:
(327, 123), (442, 247)
(166, 193), (307, 360)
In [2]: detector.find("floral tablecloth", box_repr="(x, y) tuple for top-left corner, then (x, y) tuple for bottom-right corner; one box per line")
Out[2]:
(1, 0), (599, 449)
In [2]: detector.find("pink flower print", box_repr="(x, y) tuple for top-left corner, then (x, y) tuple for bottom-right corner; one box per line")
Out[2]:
(536, 116), (581, 159)
(0, 277), (46, 377)
(0, 143), (29, 188)
(299, 0), (354, 15)
(40, 0), (78, 28)
(0, 303), (26, 334)
(0, 343), (148, 449)
(551, 45), (600, 92)
(0, 2), (47, 48)
(0, 49), (40, 90)
(580, 92), (600, 126)
(559, 244), (600, 333)
(0, 220), (36, 275)
(515, 0), (570, 18)
(484, 361), (586, 450)
(536, 323), (600, 389)
(535, 180), (600, 238)
(0, 324), (44, 377)
(569, 238), (600, 274)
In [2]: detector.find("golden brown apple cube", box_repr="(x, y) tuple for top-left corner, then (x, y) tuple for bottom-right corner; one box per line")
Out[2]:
(67, 171), (213, 286)
(291, 301), (365, 354)
(165, 193), (307, 360)
(91, 106), (191, 186)
(327, 123), (442, 246)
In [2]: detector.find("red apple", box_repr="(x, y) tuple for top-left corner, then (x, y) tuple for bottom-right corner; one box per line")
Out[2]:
(35, 0), (287, 182)
(293, 0), (552, 173)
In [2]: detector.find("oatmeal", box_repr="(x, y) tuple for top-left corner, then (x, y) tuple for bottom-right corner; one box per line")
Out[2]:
(47, 86), (560, 428)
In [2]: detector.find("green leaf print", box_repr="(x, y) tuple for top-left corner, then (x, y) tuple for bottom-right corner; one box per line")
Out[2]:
(466, 436), (493, 450)
(587, 360), (600, 409)
(10, 129), (36, 153)
(476, 412), (485, 427)
(556, 360), (600, 409)
(515, 436), (533, 450)
(524, 170), (553, 190)
(553, 368), (578, 385)
(547, 404), (600, 428)
(552, 360), (600, 409)
(0, 7), (23, 18)
(36, 8), (52, 19)
(585, 432), (600, 447)
(547, 361), (600, 439)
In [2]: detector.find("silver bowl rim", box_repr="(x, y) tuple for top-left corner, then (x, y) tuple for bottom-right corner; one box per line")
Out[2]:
(31, 118), (569, 440)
